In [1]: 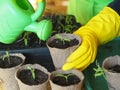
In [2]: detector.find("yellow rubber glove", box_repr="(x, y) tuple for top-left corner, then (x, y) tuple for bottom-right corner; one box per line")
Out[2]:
(62, 7), (120, 71)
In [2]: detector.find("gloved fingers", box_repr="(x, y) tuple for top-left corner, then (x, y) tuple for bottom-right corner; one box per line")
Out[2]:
(62, 54), (91, 71)
(68, 29), (98, 71)
(74, 38), (93, 70)
(75, 35), (98, 70)
(62, 38), (91, 71)
(66, 38), (90, 62)
(87, 35), (98, 63)
(68, 29), (97, 63)
(78, 47), (94, 71)
(75, 30), (98, 63)
(78, 59), (91, 71)
(74, 55), (92, 69)
(84, 35), (98, 63)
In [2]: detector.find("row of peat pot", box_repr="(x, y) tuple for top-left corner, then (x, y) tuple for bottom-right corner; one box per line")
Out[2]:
(0, 53), (84, 90)
(0, 53), (120, 90)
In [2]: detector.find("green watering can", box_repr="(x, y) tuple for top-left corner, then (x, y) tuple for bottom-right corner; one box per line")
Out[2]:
(0, 0), (52, 44)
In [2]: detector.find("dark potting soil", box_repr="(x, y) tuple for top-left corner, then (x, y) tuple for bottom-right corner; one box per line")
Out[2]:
(52, 73), (80, 86)
(48, 38), (79, 49)
(41, 14), (81, 36)
(0, 33), (46, 50)
(108, 65), (120, 73)
(18, 69), (48, 85)
(0, 56), (23, 68)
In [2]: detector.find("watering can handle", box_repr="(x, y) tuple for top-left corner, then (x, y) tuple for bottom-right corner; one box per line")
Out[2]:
(31, 0), (46, 21)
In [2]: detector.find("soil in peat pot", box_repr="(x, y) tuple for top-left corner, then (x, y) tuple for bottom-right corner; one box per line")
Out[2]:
(108, 65), (120, 73)
(17, 69), (48, 85)
(0, 56), (23, 68)
(48, 38), (79, 49)
(52, 73), (80, 86)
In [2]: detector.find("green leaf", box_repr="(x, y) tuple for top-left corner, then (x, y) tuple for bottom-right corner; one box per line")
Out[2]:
(27, 66), (35, 80)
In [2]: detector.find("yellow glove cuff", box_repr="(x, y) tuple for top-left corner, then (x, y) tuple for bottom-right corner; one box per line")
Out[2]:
(74, 7), (120, 45)
(85, 7), (120, 45)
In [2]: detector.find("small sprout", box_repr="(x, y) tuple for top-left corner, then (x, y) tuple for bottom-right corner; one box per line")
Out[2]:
(64, 38), (70, 42)
(55, 34), (62, 41)
(56, 73), (74, 82)
(16, 31), (32, 46)
(55, 34), (70, 44)
(27, 66), (35, 80)
(64, 25), (73, 33)
(65, 15), (73, 25)
(0, 51), (10, 64)
(93, 60), (106, 79)
(23, 31), (31, 46)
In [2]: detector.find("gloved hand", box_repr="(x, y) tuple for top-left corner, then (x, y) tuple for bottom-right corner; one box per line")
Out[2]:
(62, 0), (120, 71)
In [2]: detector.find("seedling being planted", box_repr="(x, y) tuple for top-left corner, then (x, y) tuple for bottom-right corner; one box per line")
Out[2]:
(27, 66), (36, 80)
(93, 60), (106, 79)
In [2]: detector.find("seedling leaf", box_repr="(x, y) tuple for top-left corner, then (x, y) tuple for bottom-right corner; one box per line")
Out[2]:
(27, 66), (35, 80)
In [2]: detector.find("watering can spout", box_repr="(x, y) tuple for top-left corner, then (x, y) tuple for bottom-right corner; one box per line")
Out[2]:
(24, 20), (53, 41)
(0, 0), (50, 44)
(25, 0), (52, 41)
(31, 0), (46, 21)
